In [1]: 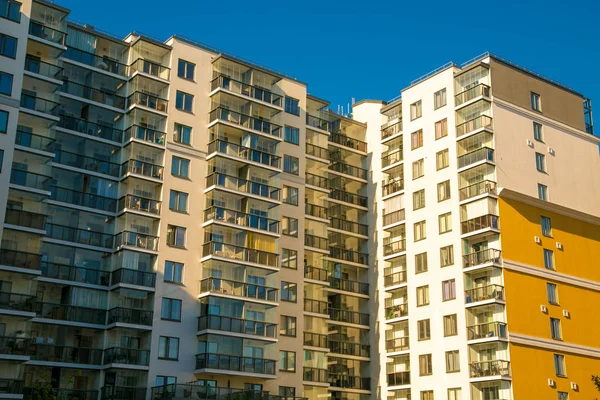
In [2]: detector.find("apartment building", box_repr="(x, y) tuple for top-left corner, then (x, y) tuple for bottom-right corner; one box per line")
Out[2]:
(0, 1), (598, 400)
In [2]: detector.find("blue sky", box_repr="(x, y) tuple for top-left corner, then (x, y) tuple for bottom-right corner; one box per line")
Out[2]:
(59, 0), (599, 118)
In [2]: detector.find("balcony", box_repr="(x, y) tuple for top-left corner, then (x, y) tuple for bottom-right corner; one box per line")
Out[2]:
(465, 284), (505, 304)
(455, 84), (491, 106)
(304, 265), (328, 282)
(461, 214), (499, 235)
(197, 315), (277, 339)
(303, 298), (328, 315)
(469, 360), (511, 378)
(111, 268), (156, 288)
(305, 203), (328, 219)
(29, 21), (66, 45)
(385, 304), (408, 320)
(383, 239), (406, 256)
(129, 58), (170, 80)
(330, 217), (368, 236)
(303, 332), (327, 348)
(459, 180), (497, 201)
(199, 277), (278, 302)
(10, 169), (52, 192)
(206, 173), (280, 201)
(211, 75), (282, 107)
(107, 307), (153, 326)
(118, 194), (161, 216)
(329, 247), (368, 266)
(381, 121), (402, 140)
(467, 322), (507, 341)
(329, 341), (370, 357)
(195, 353), (276, 376)
(384, 270), (407, 287)
(202, 241), (279, 268)
(36, 302), (106, 325)
(127, 91), (168, 113)
(329, 132), (367, 153)
(0, 379), (24, 395)
(104, 347), (150, 366)
(45, 223), (114, 249)
(387, 371), (410, 386)
(63, 46), (128, 77)
(382, 179), (404, 197)
(20, 92), (60, 116)
(383, 209), (405, 227)
(121, 159), (164, 180)
(204, 206), (279, 234)
(305, 173), (328, 190)
(15, 130), (55, 153)
(329, 374), (370, 391)
(0, 292), (36, 313)
(53, 149), (121, 177)
(328, 277), (369, 295)
(386, 337), (409, 353)
(208, 139), (281, 169)
(382, 150), (403, 168)
(28, 343), (103, 365)
(463, 249), (502, 268)
(101, 386), (146, 400)
(61, 81), (126, 109)
(303, 367), (328, 383)
(329, 189), (368, 208)
(25, 387), (98, 400)
(124, 125), (166, 146)
(51, 186), (117, 213)
(41, 261), (110, 286)
(458, 147), (494, 169)
(306, 143), (329, 160)
(150, 385), (274, 400)
(210, 107), (282, 138)
(306, 114), (329, 131)
(4, 209), (46, 231)
(58, 115), (123, 143)
(329, 308), (369, 326)
(304, 233), (329, 251)
(0, 249), (42, 271)
(329, 161), (368, 180)
(25, 55), (63, 81)
(456, 115), (493, 137)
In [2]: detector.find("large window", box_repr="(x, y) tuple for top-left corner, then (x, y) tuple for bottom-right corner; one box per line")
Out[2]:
(434, 88), (447, 109)
(0, 34), (17, 58)
(554, 354), (566, 376)
(417, 319), (430, 341)
(173, 123), (192, 145)
(166, 225), (186, 247)
(419, 354), (432, 375)
(169, 190), (188, 212)
(533, 122), (543, 142)
(175, 90), (194, 112)
(279, 350), (296, 372)
(164, 261), (183, 283)
(158, 336), (179, 360)
(284, 97), (299, 115)
(283, 155), (299, 175)
(156, 376), (177, 387)
(0, 0), (20, 22)
(177, 59), (195, 80)
(0, 110), (8, 133)
(161, 298), (182, 321)
(547, 283), (558, 305)
(414, 220), (426, 241)
(438, 212), (452, 234)
(442, 279), (456, 301)
(536, 152), (546, 172)
(446, 350), (460, 372)
(284, 126), (299, 145)
(171, 156), (190, 178)
(413, 189), (425, 210)
(0, 71), (13, 96)
(410, 100), (422, 120)
(443, 314), (458, 336)
(280, 315), (297, 337)
(415, 252), (428, 273)
(437, 180), (450, 202)
(282, 186), (298, 205)
(411, 129), (423, 149)
(416, 285), (429, 306)
(282, 217), (298, 237)
(435, 118), (448, 139)
(550, 318), (562, 340)
(281, 282), (297, 302)
(541, 216), (552, 236)
(440, 245), (454, 267)
(436, 149), (449, 170)
(412, 159), (424, 179)
(281, 248), (297, 269)
(531, 92), (541, 111)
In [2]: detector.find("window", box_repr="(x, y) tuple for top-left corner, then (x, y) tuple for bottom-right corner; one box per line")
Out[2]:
(164, 261), (183, 283)
(416, 285), (429, 306)
(550, 318), (562, 340)
(282, 186), (298, 205)
(434, 88), (447, 109)
(438, 212), (452, 234)
(282, 217), (298, 237)
(442, 279), (456, 301)
(284, 126), (299, 145)
(531, 92), (541, 111)
(415, 252), (428, 273)
(420, 391), (433, 400)
(155, 376), (177, 387)
(541, 216), (552, 236)
(0, 0), (20, 22)
(177, 59), (195, 80)
(279, 350), (296, 372)
(412, 159), (424, 179)
(0, 72), (13, 96)
(281, 282), (297, 302)
(533, 122), (543, 142)
(169, 190), (188, 212)
(166, 225), (186, 247)
(535, 152), (546, 172)
(417, 319), (430, 341)
(284, 96), (300, 115)
(281, 248), (297, 269)
(440, 245), (454, 267)
(158, 336), (179, 360)
(410, 100), (422, 120)
(0, 149), (3, 172)
(173, 123), (192, 145)
(448, 388), (461, 400)
(554, 354), (566, 376)
(0, 34), (17, 58)
(437, 180), (450, 202)
(413, 189), (425, 210)
(161, 298), (182, 321)
(435, 118), (448, 139)
(279, 387), (296, 398)
(283, 155), (299, 175)
(547, 283), (558, 305)
(175, 91), (193, 112)
(445, 350), (460, 372)
(0, 110), (7, 133)
(419, 354), (432, 375)
(443, 314), (458, 336)
(171, 156), (190, 178)
(411, 129), (423, 149)
(544, 249), (554, 270)
(280, 315), (296, 336)
(558, 392), (569, 400)
(538, 184), (548, 201)
(414, 221), (426, 242)
(436, 149), (449, 170)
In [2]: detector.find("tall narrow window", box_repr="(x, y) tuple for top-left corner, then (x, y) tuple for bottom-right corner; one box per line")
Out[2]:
(0, 72), (13, 96)
(438, 212), (452, 234)
(538, 184), (548, 201)
(412, 159), (424, 179)
(544, 249), (554, 270)
(414, 221), (426, 241)
(550, 318), (562, 340)
(436, 149), (449, 170)
(442, 279), (456, 301)
(443, 314), (458, 336)
(415, 252), (428, 273)
(175, 91), (194, 112)
(0, 110), (8, 133)
(410, 100), (422, 120)
(413, 189), (425, 210)
(419, 354), (432, 375)
(411, 129), (423, 149)
(553, 354), (566, 376)
(177, 59), (195, 80)
(531, 92), (541, 111)
(533, 122), (543, 141)
(435, 118), (448, 139)
(536, 152), (546, 172)
(547, 283), (558, 305)
(437, 180), (450, 201)
(541, 216), (552, 236)
(417, 319), (430, 341)
(434, 88), (447, 109)
(416, 285), (429, 306)
(440, 245), (454, 267)
(173, 123), (192, 145)
(445, 350), (460, 372)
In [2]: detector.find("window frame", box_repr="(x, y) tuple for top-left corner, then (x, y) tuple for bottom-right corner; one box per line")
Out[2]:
(541, 216), (552, 237)
(0, 71), (13, 96)
(531, 92), (541, 111)
(436, 148), (449, 170)
(442, 279), (456, 301)
(415, 252), (428, 273)
(173, 123), (192, 145)
(438, 212), (452, 234)
(283, 154), (299, 175)
(412, 158), (424, 179)
(280, 282), (297, 303)
(437, 180), (451, 202)
(419, 353), (432, 375)
(538, 184), (548, 201)
(440, 245), (454, 267)
(0, 109), (8, 133)
(417, 319), (431, 341)
(171, 156), (190, 178)
(413, 189), (425, 210)
(282, 216), (298, 237)
(284, 125), (299, 145)
(550, 317), (562, 340)
(416, 285), (429, 307)
(279, 350), (296, 372)
(169, 190), (188, 213)
(435, 118), (448, 139)
(533, 121), (543, 142)
(445, 350), (460, 373)
(544, 248), (554, 270)
(434, 88), (447, 109)
(161, 297), (182, 322)
(166, 225), (186, 248)
(410, 100), (422, 121)
(443, 314), (458, 337)
(175, 90), (194, 112)
(177, 59), (195, 81)
(0, 0), (21, 23)
(411, 129), (424, 149)
(284, 96), (300, 116)
(280, 315), (297, 337)
(536, 152), (546, 172)
(282, 185), (298, 206)
(281, 248), (297, 269)
(547, 282), (558, 305)
(554, 354), (566, 377)
(158, 336), (180, 360)
(0, 33), (17, 59)
(164, 261), (183, 284)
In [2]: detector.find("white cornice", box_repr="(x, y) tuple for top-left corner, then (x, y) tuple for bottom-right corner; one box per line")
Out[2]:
(510, 332), (600, 359)
(503, 259), (600, 292)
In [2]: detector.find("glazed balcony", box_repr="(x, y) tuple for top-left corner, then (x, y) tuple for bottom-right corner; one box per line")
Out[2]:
(381, 120), (402, 140)
(29, 21), (66, 45)
(329, 374), (370, 391)
(304, 233), (329, 251)
(0, 379), (24, 395)
(329, 341), (370, 357)
(456, 115), (493, 137)
(383, 209), (405, 227)
(126, 91), (168, 113)
(36, 302), (106, 325)
(15, 130), (55, 153)
(111, 268), (156, 288)
(4, 209), (47, 230)
(129, 58), (170, 80)
(211, 75), (282, 107)
(45, 223), (114, 249)
(197, 315), (277, 339)
(0, 292), (36, 312)
(469, 360), (511, 378)
(461, 214), (499, 235)
(41, 261), (110, 286)
(463, 249), (502, 268)
(305, 203), (328, 219)
(329, 161), (368, 180)
(305, 173), (328, 190)
(28, 343), (103, 365)
(458, 147), (494, 169)
(118, 194), (161, 215)
(303, 298), (328, 315)
(329, 132), (367, 153)
(53, 149), (121, 177)
(195, 353), (276, 376)
(63, 46), (128, 76)
(100, 386), (146, 400)
(24, 57), (63, 81)
(304, 265), (328, 282)
(61, 81), (126, 109)
(455, 84), (491, 106)
(0, 249), (42, 271)
(202, 241), (279, 268)
(384, 270), (407, 287)
(10, 169), (52, 191)
(467, 322), (507, 341)
(303, 367), (328, 383)
(206, 173), (280, 201)
(382, 150), (403, 168)
(329, 247), (369, 265)
(329, 308), (369, 326)
(24, 387), (98, 400)
(150, 385), (274, 400)
(208, 139), (281, 169)
(329, 189), (368, 208)
(104, 347), (150, 366)
(306, 143), (329, 160)
(459, 180), (497, 201)
(306, 113), (330, 132)
(383, 239), (406, 256)
(50, 186), (117, 213)
(210, 107), (282, 138)
(123, 125), (166, 146)
(465, 284), (505, 304)
(58, 115), (123, 143)
(121, 159), (164, 180)
(387, 371), (410, 386)
(199, 277), (278, 302)
(204, 206), (279, 234)
(330, 217), (368, 236)
(382, 179), (404, 196)
(386, 337), (409, 352)
(303, 332), (327, 348)
(20, 92), (60, 116)
(107, 307), (153, 326)
(328, 277), (369, 295)
(385, 304), (408, 320)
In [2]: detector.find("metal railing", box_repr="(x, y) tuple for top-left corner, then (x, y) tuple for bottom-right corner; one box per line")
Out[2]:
(382, 149), (403, 167)
(329, 374), (370, 390)
(304, 265), (328, 282)
(305, 203), (328, 219)
(35, 302), (107, 325)
(461, 214), (499, 234)
(467, 322), (507, 340)
(100, 386), (146, 400)
(58, 115), (123, 142)
(0, 292), (36, 312)
(0, 249), (42, 271)
(303, 367), (328, 383)
(4, 209), (47, 230)
(385, 304), (408, 320)
(107, 307), (153, 326)
(383, 239), (406, 256)
(306, 143), (329, 160)
(208, 139), (281, 169)
(24, 387), (98, 400)
(0, 379), (24, 394)
(384, 270), (407, 287)
(305, 173), (328, 189)
(45, 223), (114, 248)
(469, 360), (510, 378)
(382, 179), (404, 196)
(114, 231), (159, 251)
(29, 21), (66, 45)
(41, 261), (110, 286)
(329, 308), (369, 326)
(28, 343), (103, 365)
(383, 209), (405, 226)
(459, 180), (497, 201)
(10, 169), (52, 191)
(304, 233), (329, 251)
(150, 384), (272, 400)
(329, 189), (368, 208)
(118, 194), (161, 215)
(15, 130), (55, 152)
(202, 241), (279, 267)
(53, 148), (121, 177)
(385, 337), (409, 352)
(51, 186), (117, 213)
(61, 80), (125, 109)
(129, 58), (170, 80)
(329, 341), (370, 357)
(24, 56), (63, 80)
(328, 277), (369, 295)
(463, 248), (502, 268)
(211, 75), (282, 106)
(456, 115), (493, 137)
(329, 161), (368, 180)
(330, 217), (368, 236)
(195, 353), (276, 376)
(204, 206), (279, 234)
(329, 247), (369, 265)
(126, 91), (168, 113)
(121, 159), (164, 180)
(458, 146), (494, 168)
(465, 284), (505, 303)
(63, 46), (127, 76)
(199, 277), (278, 302)
(123, 125), (165, 146)
(303, 332), (327, 348)
(306, 114), (329, 131)
(104, 347), (150, 366)
(197, 315), (277, 338)
(303, 298), (328, 315)
(387, 371), (410, 386)
(455, 84), (491, 106)
(329, 132), (367, 152)
(20, 92), (60, 116)
(209, 107), (282, 138)
(111, 268), (156, 288)
(381, 120), (402, 139)
(206, 173), (280, 201)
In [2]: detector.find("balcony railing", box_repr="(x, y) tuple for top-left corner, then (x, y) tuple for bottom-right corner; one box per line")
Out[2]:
(467, 322), (507, 341)
(36, 302), (106, 325)
(329, 247), (369, 265)
(330, 217), (368, 236)
(329, 161), (368, 180)
(0, 292), (36, 312)
(29, 21), (66, 45)
(382, 150), (403, 168)
(25, 56), (63, 80)
(329, 308), (369, 326)
(384, 270), (407, 287)
(200, 277), (278, 302)
(469, 360), (510, 378)
(303, 298), (328, 315)
(306, 143), (329, 160)
(10, 169), (52, 191)
(387, 371), (410, 386)
(107, 307), (153, 326)
(304, 265), (328, 282)
(305, 203), (328, 219)
(15, 130), (55, 152)
(121, 159), (164, 180)
(0, 379), (24, 394)
(129, 58), (170, 80)
(211, 75), (282, 106)
(61, 81), (125, 109)
(45, 223), (114, 248)
(465, 284), (505, 304)
(383, 209), (405, 226)
(458, 147), (494, 169)
(118, 194), (161, 215)
(208, 139), (281, 169)
(150, 385), (273, 400)
(329, 132), (367, 152)
(329, 189), (368, 208)
(101, 386), (146, 400)
(51, 186), (117, 213)
(123, 125), (165, 146)
(64, 46), (128, 76)
(20, 92), (60, 116)
(381, 121), (402, 139)
(329, 341), (370, 357)
(304, 233), (329, 251)
(54, 148), (121, 177)
(385, 304), (408, 320)
(204, 206), (279, 234)
(329, 374), (370, 391)
(126, 91), (168, 113)
(461, 214), (499, 234)
(328, 277), (369, 295)
(28, 343), (103, 365)
(111, 268), (156, 288)
(383, 239), (406, 256)
(41, 261), (110, 286)
(455, 84), (491, 106)
(385, 337), (409, 352)
(0, 249), (42, 271)
(104, 347), (150, 366)
(4, 209), (47, 230)
(305, 173), (328, 189)
(25, 387), (98, 400)
(463, 249), (502, 268)
(303, 332), (327, 348)
(456, 115), (493, 137)
(114, 231), (158, 252)
(210, 107), (282, 138)
(382, 179), (404, 196)
(195, 353), (276, 376)
(197, 315), (277, 339)
(203, 241), (279, 267)
(303, 367), (328, 383)
(58, 115), (123, 143)
(206, 173), (280, 201)
(459, 180), (497, 201)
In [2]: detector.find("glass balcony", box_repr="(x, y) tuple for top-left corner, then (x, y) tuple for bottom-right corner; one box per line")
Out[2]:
(0, 249), (42, 271)
(305, 203), (328, 219)
(206, 173), (280, 201)
(61, 81), (126, 109)
(387, 371), (410, 386)
(305, 173), (328, 189)
(382, 179), (404, 197)
(211, 75), (282, 107)
(121, 159), (164, 180)
(197, 315), (277, 339)
(385, 304), (408, 320)
(0, 292), (36, 312)
(386, 337), (409, 352)
(63, 47), (128, 76)
(210, 107), (282, 138)
(303, 298), (327, 315)
(28, 343), (103, 365)
(24, 56), (63, 80)
(29, 21), (66, 45)
(329, 308), (369, 326)
(304, 265), (328, 282)
(328, 277), (369, 295)
(36, 302), (106, 325)
(461, 214), (499, 234)
(383, 209), (405, 226)
(45, 223), (114, 249)
(330, 217), (368, 236)
(195, 353), (276, 376)
(101, 386), (146, 400)
(304, 233), (329, 251)
(54, 149), (121, 177)
(329, 132), (367, 153)
(469, 360), (510, 378)
(329, 341), (370, 357)
(118, 194), (161, 215)
(204, 206), (279, 234)
(202, 241), (279, 268)
(329, 247), (368, 265)
(306, 143), (329, 160)
(456, 115), (493, 137)
(465, 284), (505, 304)
(463, 249), (502, 268)
(455, 84), (490, 106)
(104, 347), (150, 366)
(58, 115), (123, 143)
(329, 189), (368, 208)
(126, 91), (168, 113)
(303, 332), (327, 348)
(107, 307), (153, 326)
(303, 367), (328, 383)
(51, 186), (117, 213)
(10, 169), (52, 191)
(382, 150), (403, 168)
(114, 231), (159, 251)
(459, 180), (497, 201)
(111, 268), (156, 288)
(458, 147), (494, 169)
(467, 322), (507, 341)
(129, 58), (170, 80)
(15, 130), (55, 152)
(208, 139), (281, 169)
(41, 261), (110, 286)
(4, 209), (47, 230)
(123, 125), (166, 146)
(199, 277), (278, 302)
(383, 239), (406, 256)
(384, 270), (407, 287)
(381, 121), (402, 140)
(0, 379), (24, 395)
(20, 92), (60, 116)
(329, 161), (368, 180)
(329, 374), (370, 391)
(24, 388), (98, 400)
(151, 384), (272, 400)
(306, 114), (329, 131)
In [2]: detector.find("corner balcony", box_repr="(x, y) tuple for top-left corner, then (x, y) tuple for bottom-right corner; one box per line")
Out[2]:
(0, 249), (42, 272)
(107, 307), (153, 326)
(329, 308), (369, 326)
(306, 143), (330, 161)
(60, 81), (126, 110)
(10, 169), (52, 193)
(467, 322), (507, 341)
(387, 371), (410, 387)
(382, 179), (404, 197)
(28, 343), (103, 366)
(211, 75), (282, 108)
(329, 189), (368, 208)
(458, 147), (494, 170)
(36, 302), (106, 325)
(0, 292), (36, 316)
(53, 149), (121, 177)
(195, 353), (277, 378)
(329, 374), (370, 391)
(303, 332), (327, 348)
(303, 367), (329, 383)
(20, 92), (60, 119)
(206, 173), (280, 202)
(305, 173), (328, 191)
(465, 284), (505, 306)
(330, 217), (368, 237)
(304, 265), (328, 282)
(63, 46), (128, 77)
(459, 180), (497, 202)
(4, 209), (47, 231)
(50, 186), (117, 213)
(45, 223), (114, 249)
(463, 249), (502, 269)
(329, 341), (370, 357)
(385, 304), (408, 320)
(121, 159), (164, 181)
(386, 337), (409, 353)
(384, 270), (407, 288)
(15, 130), (55, 155)
(209, 107), (282, 139)
(28, 20), (66, 47)
(305, 203), (328, 220)
(455, 84), (491, 107)
(202, 241), (279, 269)
(41, 261), (110, 286)
(329, 132), (367, 153)
(199, 277), (278, 303)
(204, 206), (279, 235)
(469, 360), (511, 380)
(461, 214), (499, 235)
(381, 120), (402, 140)
(306, 114), (330, 132)
(208, 139), (281, 169)
(304, 233), (329, 252)
(328, 277), (369, 296)
(58, 115), (123, 143)
(104, 347), (150, 366)
(197, 315), (277, 339)
(456, 115), (493, 138)
(123, 125), (166, 147)
(111, 268), (156, 289)
(126, 91), (168, 114)
(117, 194), (161, 216)
(304, 298), (328, 315)
(329, 247), (369, 266)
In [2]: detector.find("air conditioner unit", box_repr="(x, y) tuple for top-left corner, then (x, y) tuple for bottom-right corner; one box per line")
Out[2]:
(540, 305), (548, 313)
(534, 236), (542, 244)
(563, 310), (570, 318)
(556, 242), (563, 250)
(526, 139), (534, 147)
(548, 147), (555, 156)
(548, 378), (556, 387)
(570, 382), (578, 390)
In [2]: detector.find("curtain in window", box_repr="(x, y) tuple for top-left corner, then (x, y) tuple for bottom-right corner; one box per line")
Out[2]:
(67, 27), (96, 53)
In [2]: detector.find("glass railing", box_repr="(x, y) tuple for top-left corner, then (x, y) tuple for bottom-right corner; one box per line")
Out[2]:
(384, 270), (407, 287)
(303, 332), (327, 348)
(151, 384), (271, 400)
(24, 388), (98, 400)
(20, 92), (60, 115)
(330, 217), (368, 236)
(107, 307), (153, 326)
(329, 189), (368, 208)
(467, 322), (507, 340)
(10, 168), (52, 191)
(41, 261), (110, 286)
(204, 206), (279, 234)
(0, 249), (42, 271)
(465, 284), (505, 303)
(329, 277), (369, 295)
(329, 308), (369, 326)
(0, 292), (36, 312)
(126, 91), (168, 113)
(118, 194), (161, 215)
(383, 209), (405, 226)
(4, 209), (46, 230)
(329, 374), (370, 390)
(210, 107), (282, 138)
(195, 353), (276, 376)
(381, 121), (402, 139)
(304, 265), (328, 282)
(456, 115), (493, 137)
(100, 386), (146, 400)
(58, 115), (123, 142)
(15, 130), (55, 152)
(199, 277), (278, 302)
(114, 231), (159, 251)
(382, 150), (403, 167)
(455, 84), (490, 106)
(329, 247), (368, 265)
(29, 21), (66, 45)
(385, 337), (409, 352)
(51, 186), (117, 213)
(197, 315), (277, 338)
(463, 248), (502, 268)
(0, 379), (24, 395)
(306, 114), (330, 131)
(121, 159), (164, 180)
(469, 360), (510, 378)
(28, 343), (103, 365)
(208, 139), (281, 169)
(304, 233), (329, 251)
(458, 147), (494, 169)
(111, 268), (156, 288)
(54, 149), (121, 177)
(329, 132), (367, 152)
(305, 173), (328, 189)
(382, 179), (404, 196)
(202, 241), (279, 268)
(329, 161), (368, 180)
(24, 56), (63, 80)
(45, 223), (114, 248)
(63, 47), (127, 76)
(123, 125), (166, 146)
(305, 143), (329, 160)
(459, 180), (497, 201)
(385, 304), (408, 320)
(211, 75), (282, 106)
(129, 58), (170, 80)
(61, 80), (125, 109)
(383, 239), (406, 256)
(35, 302), (106, 325)
(461, 214), (499, 234)
(305, 203), (328, 219)
(387, 371), (410, 386)
(304, 298), (328, 314)
(104, 347), (150, 366)
(303, 367), (328, 383)
(329, 341), (370, 357)
(206, 173), (280, 201)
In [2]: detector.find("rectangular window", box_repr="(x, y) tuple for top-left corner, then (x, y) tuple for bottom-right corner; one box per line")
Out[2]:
(173, 123), (192, 145)
(419, 354), (432, 375)
(158, 336), (179, 360)
(413, 189), (425, 210)
(544, 249), (554, 270)
(169, 190), (188, 212)
(279, 350), (296, 372)
(435, 118), (448, 139)
(434, 88), (447, 109)
(155, 376), (177, 387)
(554, 354), (566, 376)
(438, 212), (452, 234)
(280, 316), (297, 337)
(536, 152), (546, 172)
(437, 180), (450, 202)
(446, 350), (460, 372)
(541, 216), (552, 236)
(414, 221), (426, 241)
(410, 100), (422, 120)
(282, 217), (298, 237)
(161, 298), (182, 321)
(442, 279), (456, 301)
(0, 0), (21, 22)
(558, 392), (568, 400)
(412, 159), (424, 179)
(415, 252), (428, 273)
(0, 110), (7, 133)
(550, 318), (562, 340)
(283, 155), (299, 175)
(411, 129), (423, 149)
(284, 97), (300, 115)
(0, 149), (4, 172)
(164, 261), (183, 283)
(281, 248), (297, 269)
(175, 90), (194, 112)
(436, 149), (449, 170)
(0, 71), (13, 96)
(538, 184), (548, 201)
(0, 34), (17, 59)
(166, 225), (186, 247)
(417, 319), (430, 341)
(547, 283), (558, 305)
(281, 282), (297, 302)
(448, 388), (461, 400)
(171, 156), (190, 178)
(279, 387), (296, 397)
(416, 285), (429, 306)
(533, 122), (543, 141)
(440, 245), (454, 267)
(443, 314), (458, 336)
(177, 59), (195, 80)
(531, 92), (541, 111)
(420, 391), (434, 400)
(284, 126), (299, 145)
(282, 186), (298, 205)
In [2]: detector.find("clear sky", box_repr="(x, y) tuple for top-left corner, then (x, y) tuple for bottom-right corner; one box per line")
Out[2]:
(59, 0), (599, 120)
